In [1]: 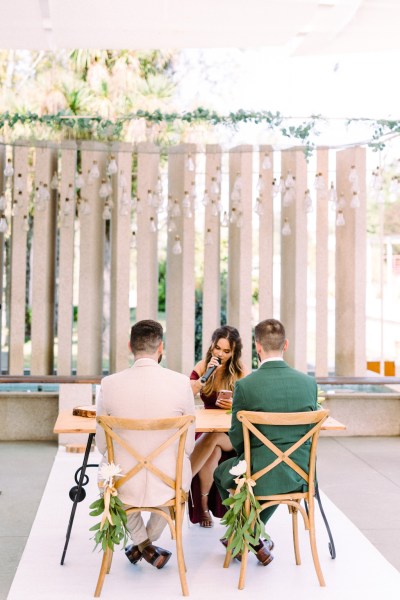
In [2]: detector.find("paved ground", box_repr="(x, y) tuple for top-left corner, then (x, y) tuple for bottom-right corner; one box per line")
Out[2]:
(0, 436), (399, 599)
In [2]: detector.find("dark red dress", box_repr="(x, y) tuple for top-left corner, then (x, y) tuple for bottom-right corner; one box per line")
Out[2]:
(189, 370), (236, 524)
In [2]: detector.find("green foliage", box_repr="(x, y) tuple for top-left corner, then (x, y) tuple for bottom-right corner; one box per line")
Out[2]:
(89, 494), (130, 552)
(221, 485), (263, 557)
(158, 260), (166, 312)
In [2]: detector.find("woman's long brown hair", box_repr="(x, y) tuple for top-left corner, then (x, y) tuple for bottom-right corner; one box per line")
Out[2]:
(201, 325), (245, 397)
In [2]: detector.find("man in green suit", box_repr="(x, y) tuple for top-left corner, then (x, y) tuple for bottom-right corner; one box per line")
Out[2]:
(214, 319), (318, 565)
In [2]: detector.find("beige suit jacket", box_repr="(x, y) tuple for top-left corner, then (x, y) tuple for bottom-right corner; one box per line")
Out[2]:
(96, 358), (196, 507)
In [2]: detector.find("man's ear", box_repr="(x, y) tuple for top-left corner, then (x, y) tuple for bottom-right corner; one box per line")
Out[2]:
(255, 341), (262, 355)
(158, 340), (164, 354)
(283, 339), (289, 352)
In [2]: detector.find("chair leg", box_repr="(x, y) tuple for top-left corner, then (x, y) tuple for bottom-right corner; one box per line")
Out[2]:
(308, 503), (326, 587)
(291, 505), (301, 565)
(238, 544), (249, 590)
(223, 535), (233, 568)
(94, 547), (112, 597)
(175, 504), (189, 596)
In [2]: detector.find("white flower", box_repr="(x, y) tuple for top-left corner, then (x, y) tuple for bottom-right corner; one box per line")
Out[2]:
(229, 460), (247, 477)
(99, 462), (123, 482)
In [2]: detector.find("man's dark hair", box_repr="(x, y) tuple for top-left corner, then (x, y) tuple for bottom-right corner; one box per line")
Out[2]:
(130, 320), (163, 355)
(254, 319), (286, 352)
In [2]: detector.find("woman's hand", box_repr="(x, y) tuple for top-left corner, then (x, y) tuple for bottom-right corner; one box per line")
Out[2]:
(215, 391), (233, 410)
(206, 356), (222, 371)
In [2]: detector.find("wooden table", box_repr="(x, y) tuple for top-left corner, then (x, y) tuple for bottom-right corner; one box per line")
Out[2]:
(54, 407), (345, 435)
(54, 408), (345, 565)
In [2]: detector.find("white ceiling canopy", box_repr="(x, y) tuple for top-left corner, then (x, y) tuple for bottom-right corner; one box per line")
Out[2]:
(1, 0), (400, 55)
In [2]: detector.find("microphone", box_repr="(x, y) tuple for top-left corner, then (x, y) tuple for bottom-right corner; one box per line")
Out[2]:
(200, 357), (221, 383)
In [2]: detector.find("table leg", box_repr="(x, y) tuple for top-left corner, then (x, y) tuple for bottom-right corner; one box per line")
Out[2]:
(61, 433), (96, 565)
(314, 482), (336, 559)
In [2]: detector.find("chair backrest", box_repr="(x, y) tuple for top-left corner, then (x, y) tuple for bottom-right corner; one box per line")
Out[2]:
(96, 414), (195, 501)
(237, 409), (329, 494)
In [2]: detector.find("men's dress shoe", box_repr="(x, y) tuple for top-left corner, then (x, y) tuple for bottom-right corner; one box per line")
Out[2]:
(141, 544), (172, 569)
(125, 544), (143, 564)
(254, 539), (274, 566)
(220, 538), (243, 561)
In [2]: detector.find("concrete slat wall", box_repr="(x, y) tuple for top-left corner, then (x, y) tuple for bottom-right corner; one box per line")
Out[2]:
(0, 141), (369, 377)
(9, 145), (30, 374)
(30, 146), (58, 374)
(57, 143), (78, 375)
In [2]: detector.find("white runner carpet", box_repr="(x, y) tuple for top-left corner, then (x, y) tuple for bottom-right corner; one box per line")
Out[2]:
(8, 448), (400, 600)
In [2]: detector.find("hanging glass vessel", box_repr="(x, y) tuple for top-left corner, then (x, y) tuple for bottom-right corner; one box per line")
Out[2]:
(282, 218), (291, 236)
(172, 235), (182, 255)
(336, 210), (345, 226)
(75, 171), (85, 189)
(4, 158), (14, 178)
(350, 192), (360, 208)
(0, 215), (8, 233)
(202, 190), (210, 206)
(205, 228), (213, 245)
(261, 153), (272, 170)
(107, 155), (118, 175)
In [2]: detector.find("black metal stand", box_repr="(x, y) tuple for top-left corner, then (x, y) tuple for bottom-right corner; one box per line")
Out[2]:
(314, 483), (336, 559)
(304, 482), (336, 559)
(60, 433), (98, 565)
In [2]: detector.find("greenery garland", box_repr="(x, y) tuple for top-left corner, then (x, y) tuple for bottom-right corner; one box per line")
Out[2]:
(1, 108), (399, 158)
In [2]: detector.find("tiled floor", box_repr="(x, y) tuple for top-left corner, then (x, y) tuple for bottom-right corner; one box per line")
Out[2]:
(3, 440), (400, 600)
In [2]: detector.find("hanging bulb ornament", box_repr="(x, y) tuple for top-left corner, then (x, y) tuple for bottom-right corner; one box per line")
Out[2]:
(119, 171), (128, 189)
(236, 211), (243, 228)
(130, 230), (137, 249)
(75, 171), (85, 189)
(283, 188), (294, 207)
(202, 190), (210, 206)
(102, 203), (112, 220)
(211, 200), (219, 217)
(172, 235), (182, 255)
(80, 198), (91, 217)
(186, 153), (195, 172)
(205, 228), (213, 245)
(190, 180), (197, 200)
(272, 178), (278, 196)
(336, 210), (345, 226)
(328, 182), (337, 204)
(285, 171), (295, 189)
(171, 199), (181, 217)
(168, 218), (177, 233)
(107, 155), (118, 175)
(304, 189), (313, 212)
(149, 217), (157, 232)
(255, 197), (264, 216)
(210, 177), (219, 196)
(350, 191), (360, 208)
(233, 172), (242, 192)
(22, 215), (29, 232)
(99, 179), (109, 199)
(230, 207), (237, 224)
(0, 194), (7, 211)
(50, 172), (59, 190)
(348, 165), (359, 190)
(256, 174), (265, 194)
(182, 191), (190, 209)
(4, 158), (14, 178)
(282, 218), (291, 236)
(262, 153), (272, 170)
(314, 172), (326, 192)
(221, 211), (229, 227)
(278, 176), (286, 194)
(0, 214), (8, 234)
(135, 197), (143, 214)
(216, 165), (222, 183)
(147, 189), (153, 206)
(89, 160), (100, 180)
(63, 197), (71, 216)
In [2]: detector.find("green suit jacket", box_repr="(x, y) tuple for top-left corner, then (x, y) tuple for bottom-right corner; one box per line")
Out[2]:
(214, 360), (318, 498)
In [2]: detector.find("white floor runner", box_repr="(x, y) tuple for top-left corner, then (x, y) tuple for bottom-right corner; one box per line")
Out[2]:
(8, 448), (400, 600)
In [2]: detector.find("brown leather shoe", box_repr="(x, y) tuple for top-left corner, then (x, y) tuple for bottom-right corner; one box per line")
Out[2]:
(125, 544), (143, 565)
(253, 539), (274, 566)
(141, 544), (172, 569)
(220, 537), (243, 561)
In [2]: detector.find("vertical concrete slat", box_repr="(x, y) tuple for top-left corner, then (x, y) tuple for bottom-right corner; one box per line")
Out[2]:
(30, 145), (58, 374)
(258, 145), (274, 320)
(109, 144), (132, 373)
(315, 149), (329, 376)
(9, 145), (30, 374)
(136, 142), (159, 322)
(166, 144), (196, 374)
(335, 147), (366, 375)
(280, 149), (308, 371)
(77, 142), (107, 375)
(57, 143), (77, 375)
(227, 145), (253, 367)
(202, 144), (221, 355)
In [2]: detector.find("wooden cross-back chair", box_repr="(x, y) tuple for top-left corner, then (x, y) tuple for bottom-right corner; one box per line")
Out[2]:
(94, 414), (195, 597)
(223, 409), (329, 590)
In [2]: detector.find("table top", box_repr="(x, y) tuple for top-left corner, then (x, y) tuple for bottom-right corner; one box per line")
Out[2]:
(54, 407), (345, 434)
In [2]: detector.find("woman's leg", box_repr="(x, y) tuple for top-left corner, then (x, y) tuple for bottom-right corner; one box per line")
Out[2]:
(190, 432), (233, 477)
(198, 447), (222, 527)
(190, 432), (233, 528)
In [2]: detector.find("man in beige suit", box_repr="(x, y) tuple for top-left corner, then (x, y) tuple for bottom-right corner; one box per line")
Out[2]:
(96, 320), (196, 569)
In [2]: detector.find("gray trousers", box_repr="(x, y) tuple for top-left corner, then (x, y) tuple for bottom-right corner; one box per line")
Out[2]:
(124, 505), (169, 546)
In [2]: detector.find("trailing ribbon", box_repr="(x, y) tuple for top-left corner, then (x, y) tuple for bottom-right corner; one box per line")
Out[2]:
(100, 481), (118, 530)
